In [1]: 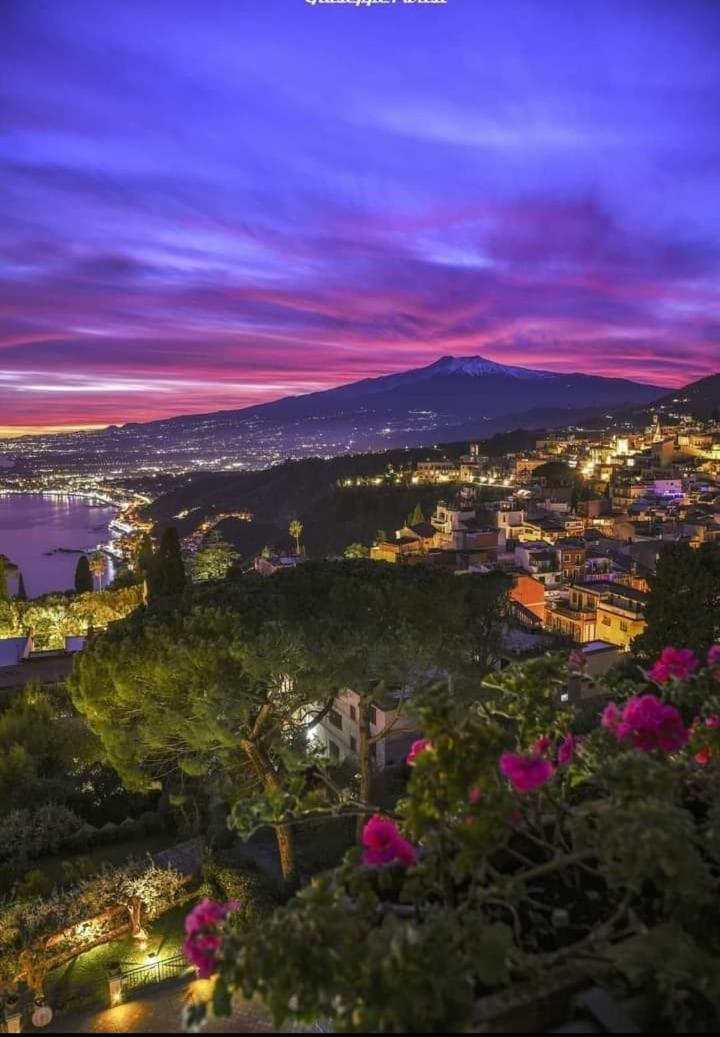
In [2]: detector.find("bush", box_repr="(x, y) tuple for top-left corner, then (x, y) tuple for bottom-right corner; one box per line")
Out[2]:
(202, 648), (720, 1034)
(0, 805), (82, 864)
(198, 857), (278, 928)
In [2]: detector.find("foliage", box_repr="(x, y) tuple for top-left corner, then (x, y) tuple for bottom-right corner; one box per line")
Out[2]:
(0, 805), (83, 864)
(0, 584), (143, 647)
(74, 556), (93, 595)
(190, 529), (240, 583)
(205, 650), (720, 1034)
(634, 541), (720, 660)
(0, 857), (185, 988)
(198, 856), (278, 928)
(344, 542), (370, 559)
(0, 556), (8, 601)
(406, 502), (425, 527)
(148, 526), (186, 600)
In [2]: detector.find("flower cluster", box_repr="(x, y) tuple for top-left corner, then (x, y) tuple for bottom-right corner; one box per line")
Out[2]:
(602, 694), (687, 753)
(499, 752), (555, 793)
(361, 815), (416, 868)
(648, 647), (699, 684)
(406, 738), (433, 766)
(182, 898), (239, 978)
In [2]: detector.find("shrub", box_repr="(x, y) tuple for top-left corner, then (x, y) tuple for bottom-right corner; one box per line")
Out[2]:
(0, 805), (82, 864)
(191, 648), (720, 1034)
(198, 857), (278, 928)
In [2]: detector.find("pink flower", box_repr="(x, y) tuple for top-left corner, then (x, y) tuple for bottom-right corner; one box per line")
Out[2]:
(648, 647), (699, 684)
(706, 716), (720, 729)
(707, 645), (720, 669)
(499, 752), (555, 793)
(694, 748), (712, 766)
(406, 738), (433, 766)
(558, 734), (577, 767)
(361, 815), (416, 868)
(613, 694), (688, 754)
(532, 736), (552, 756)
(183, 898), (239, 978)
(601, 701), (621, 731)
(468, 787), (482, 804)
(568, 649), (586, 672)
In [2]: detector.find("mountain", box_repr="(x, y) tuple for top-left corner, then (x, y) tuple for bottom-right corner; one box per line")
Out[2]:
(0, 355), (666, 474)
(120, 354), (664, 456)
(651, 372), (720, 418)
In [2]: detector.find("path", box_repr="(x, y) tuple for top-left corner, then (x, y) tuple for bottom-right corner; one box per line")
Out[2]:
(35, 976), (274, 1034)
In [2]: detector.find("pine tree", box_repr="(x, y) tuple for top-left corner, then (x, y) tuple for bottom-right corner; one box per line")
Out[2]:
(16, 571), (27, 602)
(149, 527), (186, 599)
(74, 555), (93, 594)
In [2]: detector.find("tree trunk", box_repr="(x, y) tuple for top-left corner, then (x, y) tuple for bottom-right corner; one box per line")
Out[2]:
(241, 737), (298, 891)
(356, 699), (373, 841)
(128, 896), (142, 934)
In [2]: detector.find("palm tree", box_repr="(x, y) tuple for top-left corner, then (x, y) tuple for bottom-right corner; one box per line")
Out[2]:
(90, 551), (107, 590)
(289, 520), (303, 556)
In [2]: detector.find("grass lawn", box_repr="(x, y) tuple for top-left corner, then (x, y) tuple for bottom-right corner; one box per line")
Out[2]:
(44, 905), (187, 1013)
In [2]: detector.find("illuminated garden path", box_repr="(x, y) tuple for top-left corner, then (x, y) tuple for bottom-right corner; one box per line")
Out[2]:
(36, 976), (274, 1034)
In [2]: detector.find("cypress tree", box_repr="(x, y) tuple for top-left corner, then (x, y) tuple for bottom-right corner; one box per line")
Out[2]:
(407, 503), (425, 527)
(0, 557), (8, 601)
(16, 571), (27, 601)
(136, 532), (154, 577)
(74, 555), (93, 594)
(149, 527), (186, 599)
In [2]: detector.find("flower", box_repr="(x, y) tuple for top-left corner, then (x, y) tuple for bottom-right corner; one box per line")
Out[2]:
(468, 787), (482, 804)
(499, 752), (555, 793)
(647, 647), (699, 684)
(557, 734), (577, 767)
(568, 649), (586, 672)
(361, 815), (416, 868)
(183, 898), (239, 978)
(601, 701), (621, 731)
(532, 736), (552, 756)
(406, 738), (433, 766)
(613, 694), (688, 754)
(694, 748), (712, 766)
(708, 645), (720, 669)
(705, 716), (720, 729)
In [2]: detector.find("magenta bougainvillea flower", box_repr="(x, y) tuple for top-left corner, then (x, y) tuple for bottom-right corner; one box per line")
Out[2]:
(468, 786), (482, 804)
(532, 736), (552, 756)
(694, 748), (712, 766)
(557, 733), (577, 767)
(568, 649), (587, 672)
(406, 738), (433, 766)
(708, 645), (720, 670)
(601, 701), (622, 732)
(647, 647), (699, 684)
(183, 898), (239, 978)
(612, 694), (688, 753)
(361, 815), (416, 868)
(499, 752), (555, 793)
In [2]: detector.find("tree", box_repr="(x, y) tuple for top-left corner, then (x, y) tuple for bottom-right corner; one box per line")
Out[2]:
(0, 556), (8, 601)
(136, 533), (154, 578)
(289, 520), (303, 556)
(344, 542), (369, 559)
(196, 652), (720, 1034)
(16, 571), (27, 601)
(74, 555), (93, 594)
(69, 598), (335, 890)
(148, 527), (186, 600)
(190, 529), (240, 582)
(89, 552), (107, 591)
(406, 502), (425, 527)
(634, 541), (720, 660)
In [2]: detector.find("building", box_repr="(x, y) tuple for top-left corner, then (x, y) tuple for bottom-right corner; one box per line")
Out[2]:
(315, 686), (420, 769)
(0, 634), (33, 669)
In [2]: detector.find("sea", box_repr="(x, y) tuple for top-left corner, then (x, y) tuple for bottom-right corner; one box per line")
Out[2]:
(0, 493), (117, 598)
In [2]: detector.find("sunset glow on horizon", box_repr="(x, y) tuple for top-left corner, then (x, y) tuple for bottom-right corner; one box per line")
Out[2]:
(1, 0), (719, 431)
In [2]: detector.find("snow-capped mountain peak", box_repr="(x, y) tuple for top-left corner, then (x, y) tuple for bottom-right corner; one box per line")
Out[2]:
(428, 355), (555, 380)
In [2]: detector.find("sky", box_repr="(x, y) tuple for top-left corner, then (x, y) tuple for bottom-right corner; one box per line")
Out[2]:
(1, 0), (719, 434)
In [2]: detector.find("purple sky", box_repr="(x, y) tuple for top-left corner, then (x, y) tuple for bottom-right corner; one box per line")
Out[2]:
(1, 0), (719, 431)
